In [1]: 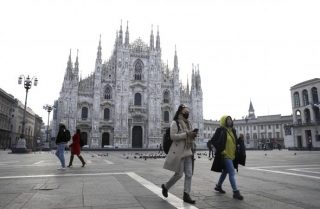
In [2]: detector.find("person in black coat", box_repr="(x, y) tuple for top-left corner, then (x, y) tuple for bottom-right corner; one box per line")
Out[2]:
(210, 115), (246, 200)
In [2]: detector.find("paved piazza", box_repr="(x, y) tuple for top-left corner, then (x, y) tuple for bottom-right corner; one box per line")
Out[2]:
(0, 150), (319, 209)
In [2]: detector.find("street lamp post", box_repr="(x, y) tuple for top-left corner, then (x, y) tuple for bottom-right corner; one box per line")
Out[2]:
(18, 75), (38, 146)
(43, 104), (54, 142)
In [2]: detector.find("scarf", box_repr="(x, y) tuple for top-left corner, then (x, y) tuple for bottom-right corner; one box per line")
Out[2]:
(178, 114), (194, 149)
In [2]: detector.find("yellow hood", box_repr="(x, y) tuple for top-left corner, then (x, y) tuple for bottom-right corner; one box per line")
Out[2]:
(220, 115), (231, 127)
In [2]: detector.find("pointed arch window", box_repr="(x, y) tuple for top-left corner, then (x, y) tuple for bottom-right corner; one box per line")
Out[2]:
(81, 107), (88, 120)
(104, 108), (110, 120)
(312, 87), (319, 104)
(134, 60), (143, 80)
(163, 90), (170, 103)
(164, 111), (169, 122)
(294, 92), (300, 107)
(302, 89), (309, 106)
(105, 86), (112, 100)
(134, 93), (142, 106)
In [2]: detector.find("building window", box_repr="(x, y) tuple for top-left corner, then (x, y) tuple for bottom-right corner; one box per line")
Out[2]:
(246, 126), (249, 131)
(296, 110), (302, 124)
(294, 92), (300, 107)
(261, 125), (264, 129)
(164, 111), (169, 122)
(304, 108), (311, 123)
(253, 126), (256, 130)
(302, 89), (309, 106)
(105, 86), (112, 100)
(134, 60), (143, 80)
(81, 107), (88, 120)
(253, 133), (257, 139)
(276, 124), (279, 129)
(134, 93), (142, 106)
(104, 108), (110, 120)
(276, 132), (280, 138)
(268, 125), (271, 129)
(246, 133), (250, 144)
(240, 126), (242, 131)
(312, 87), (319, 104)
(163, 90), (170, 103)
(268, 132), (272, 138)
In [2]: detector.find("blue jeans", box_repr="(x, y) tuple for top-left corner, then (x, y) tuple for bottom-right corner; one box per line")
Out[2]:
(55, 143), (66, 167)
(217, 158), (238, 191)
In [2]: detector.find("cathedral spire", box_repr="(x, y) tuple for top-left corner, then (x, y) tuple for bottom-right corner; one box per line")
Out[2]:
(96, 35), (102, 64)
(125, 21), (129, 46)
(118, 20), (123, 46)
(196, 64), (201, 90)
(156, 25), (160, 51)
(64, 49), (73, 80)
(174, 45), (178, 70)
(187, 74), (190, 93)
(150, 25), (154, 50)
(74, 49), (79, 74)
(248, 100), (256, 119)
(191, 64), (196, 90)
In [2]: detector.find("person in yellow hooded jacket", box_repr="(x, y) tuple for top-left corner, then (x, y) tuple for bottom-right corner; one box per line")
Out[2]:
(210, 115), (246, 200)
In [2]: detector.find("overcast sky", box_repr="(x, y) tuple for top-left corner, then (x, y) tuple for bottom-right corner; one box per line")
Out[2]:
(1, 0), (320, 124)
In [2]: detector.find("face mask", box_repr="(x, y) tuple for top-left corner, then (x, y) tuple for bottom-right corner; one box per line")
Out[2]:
(183, 112), (189, 119)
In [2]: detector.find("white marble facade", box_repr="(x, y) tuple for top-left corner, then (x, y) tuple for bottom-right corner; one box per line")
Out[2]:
(54, 23), (203, 148)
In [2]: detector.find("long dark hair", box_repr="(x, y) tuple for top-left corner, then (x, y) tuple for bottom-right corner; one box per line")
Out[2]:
(76, 129), (81, 135)
(173, 104), (186, 120)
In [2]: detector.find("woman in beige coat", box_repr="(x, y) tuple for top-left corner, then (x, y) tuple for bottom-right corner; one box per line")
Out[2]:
(162, 104), (197, 204)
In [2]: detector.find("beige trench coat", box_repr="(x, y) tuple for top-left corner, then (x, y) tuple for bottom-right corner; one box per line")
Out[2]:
(163, 120), (193, 173)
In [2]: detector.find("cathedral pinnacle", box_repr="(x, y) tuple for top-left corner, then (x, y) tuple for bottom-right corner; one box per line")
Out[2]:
(125, 21), (129, 46)
(96, 35), (102, 64)
(150, 25), (154, 50)
(174, 45), (178, 70)
(156, 25), (160, 51)
(74, 49), (79, 73)
(118, 20), (123, 45)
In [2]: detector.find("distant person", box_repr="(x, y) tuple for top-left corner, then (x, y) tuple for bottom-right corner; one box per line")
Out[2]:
(211, 115), (246, 200)
(161, 104), (197, 204)
(158, 143), (163, 153)
(207, 139), (214, 159)
(308, 137), (312, 151)
(55, 124), (70, 170)
(67, 129), (86, 167)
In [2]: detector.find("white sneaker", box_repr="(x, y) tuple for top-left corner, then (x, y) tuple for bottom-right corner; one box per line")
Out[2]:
(57, 167), (66, 170)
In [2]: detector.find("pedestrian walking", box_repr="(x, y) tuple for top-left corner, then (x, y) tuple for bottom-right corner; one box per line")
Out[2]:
(67, 129), (86, 167)
(211, 115), (246, 200)
(207, 139), (214, 159)
(158, 143), (163, 153)
(55, 124), (70, 170)
(161, 104), (198, 204)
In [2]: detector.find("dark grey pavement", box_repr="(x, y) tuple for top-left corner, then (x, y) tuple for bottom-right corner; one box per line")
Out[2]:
(0, 150), (319, 209)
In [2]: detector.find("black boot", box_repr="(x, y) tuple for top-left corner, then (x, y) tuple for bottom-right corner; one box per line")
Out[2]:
(67, 155), (74, 167)
(233, 190), (244, 200)
(161, 184), (168, 198)
(78, 155), (86, 167)
(183, 192), (196, 204)
(214, 184), (226, 193)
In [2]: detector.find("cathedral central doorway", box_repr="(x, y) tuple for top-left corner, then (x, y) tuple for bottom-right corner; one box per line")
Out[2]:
(80, 132), (88, 146)
(102, 132), (110, 148)
(132, 126), (142, 148)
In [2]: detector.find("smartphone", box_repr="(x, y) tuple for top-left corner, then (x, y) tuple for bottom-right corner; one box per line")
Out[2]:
(193, 128), (199, 133)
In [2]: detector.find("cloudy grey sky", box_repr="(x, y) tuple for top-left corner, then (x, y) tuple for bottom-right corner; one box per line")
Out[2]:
(0, 0), (319, 123)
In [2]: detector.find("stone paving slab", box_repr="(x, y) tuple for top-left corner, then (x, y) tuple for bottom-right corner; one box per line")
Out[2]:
(0, 150), (320, 209)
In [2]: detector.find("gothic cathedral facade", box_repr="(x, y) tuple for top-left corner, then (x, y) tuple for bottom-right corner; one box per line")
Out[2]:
(53, 23), (203, 148)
